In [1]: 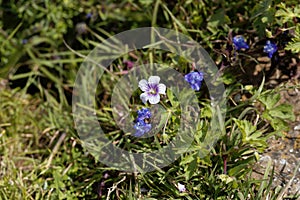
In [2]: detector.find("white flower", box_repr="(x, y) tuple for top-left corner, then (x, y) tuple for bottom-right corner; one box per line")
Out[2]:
(177, 183), (186, 192)
(138, 76), (166, 104)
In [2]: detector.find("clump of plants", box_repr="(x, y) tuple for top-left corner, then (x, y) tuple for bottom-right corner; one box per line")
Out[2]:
(0, 0), (299, 199)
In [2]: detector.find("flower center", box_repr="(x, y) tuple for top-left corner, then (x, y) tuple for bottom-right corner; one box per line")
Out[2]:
(149, 88), (157, 95)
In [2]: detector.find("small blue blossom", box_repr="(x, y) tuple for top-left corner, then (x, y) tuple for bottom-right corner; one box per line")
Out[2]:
(263, 40), (278, 58)
(139, 76), (166, 104)
(133, 108), (152, 137)
(184, 71), (204, 91)
(22, 39), (28, 44)
(137, 108), (151, 120)
(86, 13), (93, 19)
(133, 120), (152, 137)
(233, 36), (249, 50)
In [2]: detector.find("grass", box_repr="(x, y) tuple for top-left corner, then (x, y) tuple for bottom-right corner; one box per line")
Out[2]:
(1, 0), (300, 199)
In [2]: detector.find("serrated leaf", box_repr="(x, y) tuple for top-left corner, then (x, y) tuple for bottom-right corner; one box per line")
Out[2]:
(269, 104), (295, 120)
(258, 92), (280, 110)
(275, 3), (300, 23)
(234, 119), (257, 140)
(285, 40), (300, 53)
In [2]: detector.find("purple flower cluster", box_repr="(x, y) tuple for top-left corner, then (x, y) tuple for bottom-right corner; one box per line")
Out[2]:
(233, 36), (249, 50)
(184, 71), (204, 91)
(263, 40), (278, 58)
(233, 35), (278, 58)
(133, 108), (152, 137)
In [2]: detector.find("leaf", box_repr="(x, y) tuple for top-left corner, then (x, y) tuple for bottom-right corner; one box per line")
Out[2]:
(285, 24), (300, 53)
(221, 73), (236, 85)
(275, 3), (300, 24)
(262, 112), (290, 131)
(258, 92), (280, 110)
(234, 119), (257, 140)
(167, 88), (179, 108)
(185, 157), (197, 181)
(269, 104), (295, 121)
(285, 39), (300, 53)
(228, 163), (248, 177)
(251, 0), (276, 37)
(218, 174), (234, 184)
(207, 8), (231, 31)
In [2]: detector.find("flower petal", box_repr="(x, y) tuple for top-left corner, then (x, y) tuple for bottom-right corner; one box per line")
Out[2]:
(148, 94), (160, 104)
(140, 93), (149, 104)
(177, 183), (186, 192)
(137, 108), (151, 119)
(158, 83), (166, 94)
(138, 79), (149, 92)
(148, 76), (160, 85)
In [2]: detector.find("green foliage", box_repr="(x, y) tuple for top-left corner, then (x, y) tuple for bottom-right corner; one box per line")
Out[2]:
(258, 90), (295, 132)
(275, 3), (300, 52)
(285, 24), (300, 53)
(275, 3), (300, 24)
(0, 0), (299, 199)
(251, 0), (276, 37)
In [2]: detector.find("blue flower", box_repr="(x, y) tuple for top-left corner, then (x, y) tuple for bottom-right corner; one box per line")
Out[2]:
(233, 36), (249, 50)
(184, 71), (204, 91)
(137, 108), (151, 120)
(22, 39), (28, 44)
(263, 40), (277, 58)
(133, 120), (152, 137)
(139, 76), (166, 104)
(86, 13), (93, 19)
(133, 108), (152, 137)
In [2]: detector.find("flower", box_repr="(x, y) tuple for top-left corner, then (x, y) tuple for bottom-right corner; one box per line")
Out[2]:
(123, 60), (134, 69)
(233, 36), (249, 50)
(137, 108), (151, 120)
(184, 71), (204, 91)
(133, 108), (152, 137)
(76, 22), (88, 35)
(263, 40), (277, 58)
(133, 119), (152, 137)
(139, 76), (166, 104)
(86, 13), (93, 19)
(133, 120), (152, 137)
(177, 183), (186, 192)
(22, 39), (28, 44)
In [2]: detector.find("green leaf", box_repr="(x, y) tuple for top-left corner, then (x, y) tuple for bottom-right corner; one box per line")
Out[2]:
(258, 92), (280, 110)
(285, 39), (300, 53)
(167, 88), (179, 108)
(228, 163), (248, 177)
(251, 0), (276, 37)
(207, 8), (231, 31)
(218, 174), (234, 184)
(221, 73), (236, 85)
(275, 3), (300, 23)
(263, 111), (290, 131)
(185, 157), (197, 180)
(269, 104), (295, 121)
(234, 119), (257, 140)
(284, 24), (300, 53)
